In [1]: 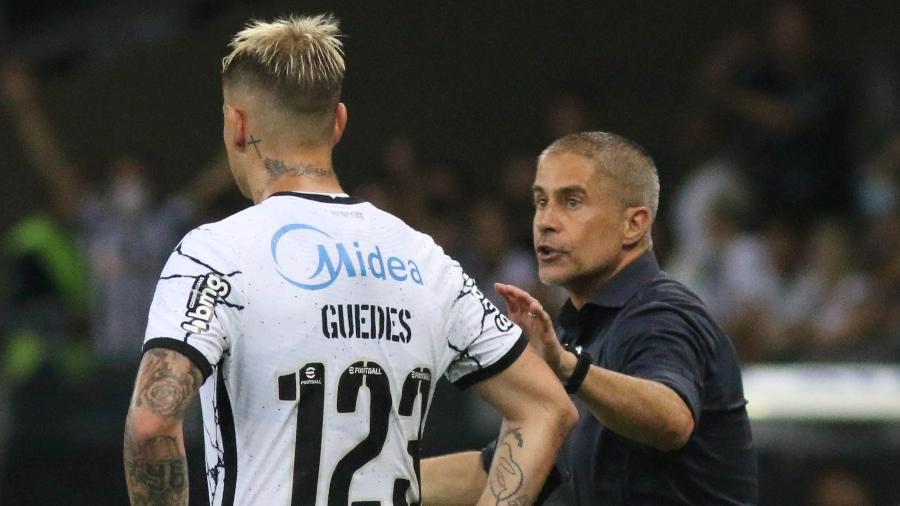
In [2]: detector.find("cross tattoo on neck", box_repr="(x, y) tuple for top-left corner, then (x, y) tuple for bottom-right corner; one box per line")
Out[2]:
(248, 135), (262, 158)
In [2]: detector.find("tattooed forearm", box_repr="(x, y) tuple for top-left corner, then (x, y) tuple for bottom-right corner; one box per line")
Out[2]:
(125, 350), (200, 505)
(124, 434), (188, 506)
(264, 157), (334, 179)
(489, 426), (527, 505)
(132, 349), (202, 420)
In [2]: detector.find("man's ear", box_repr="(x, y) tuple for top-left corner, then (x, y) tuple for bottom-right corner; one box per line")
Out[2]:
(622, 206), (652, 247)
(332, 102), (348, 147)
(224, 105), (248, 153)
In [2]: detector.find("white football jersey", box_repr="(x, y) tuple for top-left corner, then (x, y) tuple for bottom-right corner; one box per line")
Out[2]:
(143, 192), (525, 506)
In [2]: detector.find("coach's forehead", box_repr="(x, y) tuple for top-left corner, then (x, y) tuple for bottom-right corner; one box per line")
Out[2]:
(535, 151), (615, 194)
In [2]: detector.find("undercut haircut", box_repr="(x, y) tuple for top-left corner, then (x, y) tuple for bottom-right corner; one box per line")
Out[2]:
(540, 131), (660, 219)
(221, 14), (345, 142)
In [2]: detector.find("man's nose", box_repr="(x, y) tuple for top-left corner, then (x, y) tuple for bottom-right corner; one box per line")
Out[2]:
(534, 205), (560, 233)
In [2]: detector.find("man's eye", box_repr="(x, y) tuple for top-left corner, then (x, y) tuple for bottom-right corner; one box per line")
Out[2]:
(566, 198), (581, 208)
(534, 198), (547, 208)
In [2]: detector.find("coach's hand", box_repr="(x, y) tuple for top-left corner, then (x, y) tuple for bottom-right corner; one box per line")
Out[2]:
(495, 283), (577, 381)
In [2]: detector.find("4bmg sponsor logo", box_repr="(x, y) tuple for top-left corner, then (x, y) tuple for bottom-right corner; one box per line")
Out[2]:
(460, 272), (514, 332)
(181, 273), (231, 334)
(271, 223), (424, 291)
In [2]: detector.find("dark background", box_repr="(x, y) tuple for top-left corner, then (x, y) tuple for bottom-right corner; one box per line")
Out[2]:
(2, 1), (900, 505)
(1, 0), (898, 230)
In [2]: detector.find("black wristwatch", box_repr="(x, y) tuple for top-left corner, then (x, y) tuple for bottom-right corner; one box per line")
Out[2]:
(561, 343), (592, 394)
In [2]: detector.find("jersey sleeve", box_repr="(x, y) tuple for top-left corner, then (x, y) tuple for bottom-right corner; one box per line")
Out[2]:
(613, 307), (709, 423)
(142, 227), (245, 381)
(442, 265), (527, 389)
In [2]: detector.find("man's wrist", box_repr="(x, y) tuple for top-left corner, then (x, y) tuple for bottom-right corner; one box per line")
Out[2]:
(560, 343), (592, 394)
(556, 347), (578, 381)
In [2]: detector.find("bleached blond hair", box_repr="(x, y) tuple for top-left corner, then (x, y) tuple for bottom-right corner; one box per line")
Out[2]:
(222, 14), (344, 88)
(221, 14), (345, 140)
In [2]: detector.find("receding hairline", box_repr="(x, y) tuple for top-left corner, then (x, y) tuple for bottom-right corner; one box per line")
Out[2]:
(537, 131), (661, 218)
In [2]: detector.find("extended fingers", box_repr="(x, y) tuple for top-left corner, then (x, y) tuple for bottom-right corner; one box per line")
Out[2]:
(495, 283), (538, 311)
(527, 300), (553, 330)
(495, 283), (523, 314)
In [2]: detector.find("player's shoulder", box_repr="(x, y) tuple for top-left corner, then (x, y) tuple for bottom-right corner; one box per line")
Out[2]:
(372, 205), (437, 246)
(361, 203), (467, 286)
(173, 205), (261, 259)
(185, 200), (278, 243)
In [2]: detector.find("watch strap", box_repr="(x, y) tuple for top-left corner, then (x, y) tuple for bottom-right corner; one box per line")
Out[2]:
(562, 343), (591, 394)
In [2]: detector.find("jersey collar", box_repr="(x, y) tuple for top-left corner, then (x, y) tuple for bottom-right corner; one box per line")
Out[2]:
(269, 191), (363, 205)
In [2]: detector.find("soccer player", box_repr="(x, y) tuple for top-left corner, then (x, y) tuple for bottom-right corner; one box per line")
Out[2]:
(123, 14), (577, 506)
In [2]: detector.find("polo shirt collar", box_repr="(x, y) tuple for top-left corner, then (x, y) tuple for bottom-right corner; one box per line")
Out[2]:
(557, 250), (660, 328)
(585, 250), (660, 308)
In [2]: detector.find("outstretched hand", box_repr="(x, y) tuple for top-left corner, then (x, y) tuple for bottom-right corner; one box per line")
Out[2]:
(495, 283), (567, 378)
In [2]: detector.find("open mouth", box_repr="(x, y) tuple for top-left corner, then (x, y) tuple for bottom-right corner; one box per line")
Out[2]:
(535, 245), (565, 261)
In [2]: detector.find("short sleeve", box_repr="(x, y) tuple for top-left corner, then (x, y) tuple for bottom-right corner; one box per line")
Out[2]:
(142, 227), (245, 380)
(443, 268), (527, 389)
(615, 307), (709, 423)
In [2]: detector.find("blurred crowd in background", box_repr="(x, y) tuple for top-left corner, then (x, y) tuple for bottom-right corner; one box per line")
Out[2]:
(0, 1), (899, 505)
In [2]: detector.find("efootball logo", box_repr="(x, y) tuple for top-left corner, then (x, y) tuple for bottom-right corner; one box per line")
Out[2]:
(270, 223), (424, 291)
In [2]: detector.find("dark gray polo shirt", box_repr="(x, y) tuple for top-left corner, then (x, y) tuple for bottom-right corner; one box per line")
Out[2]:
(483, 251), (758, 505)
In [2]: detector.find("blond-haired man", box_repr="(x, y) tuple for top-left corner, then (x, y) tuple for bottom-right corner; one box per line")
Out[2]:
(123, 14), (575, 506)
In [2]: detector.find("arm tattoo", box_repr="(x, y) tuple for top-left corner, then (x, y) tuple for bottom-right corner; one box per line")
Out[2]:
(124, 434), (188, 506)
(133, 349), (202, 420)
(507, 495), (532, 506)
(124, 349), (201, 505)
(489, 426), (527, 505)
(264, 157), (334, 179)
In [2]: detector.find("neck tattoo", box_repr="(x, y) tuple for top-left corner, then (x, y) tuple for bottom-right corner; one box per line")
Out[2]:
(264, 158), (334, 179)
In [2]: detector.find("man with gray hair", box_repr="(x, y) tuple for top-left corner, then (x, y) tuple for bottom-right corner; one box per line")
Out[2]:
(423, 131), (758, 504)
(123, 14), (575, 506)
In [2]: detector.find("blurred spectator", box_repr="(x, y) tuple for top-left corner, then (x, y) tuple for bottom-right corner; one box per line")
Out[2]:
(418, 157), (468, 257)
(861, 207), (900, 360)
(376, 134), (427, 227)
(700, 3), (851, 221)
(547, 88), (594, 140)
(498, 150), (540, 250)
(0, 60), (232, 365)
(805, 467), (873, 506)
(670, 189), (755, 321)
(778, 220), (875, 360)
(666, 106), (745, 289)
(858, 131), (900, 218)
(727, 217), (810, 361)
(463, 200), (567, 315)
(458, 200), (538, 306)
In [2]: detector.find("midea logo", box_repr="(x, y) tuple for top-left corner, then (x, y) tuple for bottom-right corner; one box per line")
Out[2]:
(271, 223), (424, 291)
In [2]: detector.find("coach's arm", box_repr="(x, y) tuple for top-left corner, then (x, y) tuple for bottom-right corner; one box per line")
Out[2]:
(422, 347), (578, 506)
(496, 283), (695, 452)
(124, 349), (203, 506)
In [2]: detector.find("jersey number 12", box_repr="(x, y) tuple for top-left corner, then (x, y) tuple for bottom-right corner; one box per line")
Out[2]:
(278, 361), (432, 506)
